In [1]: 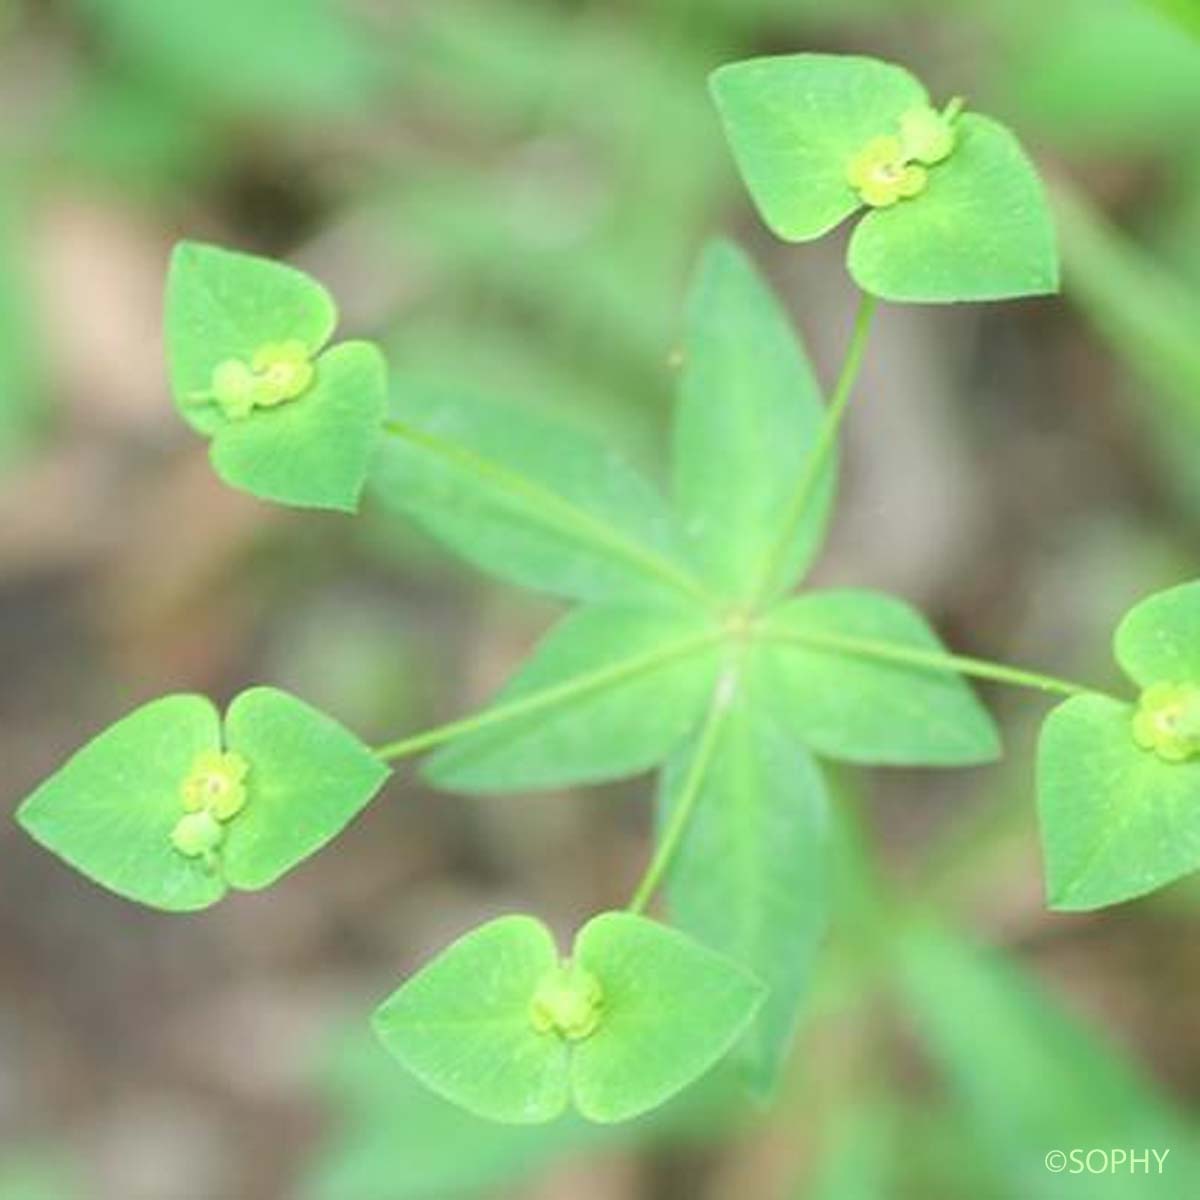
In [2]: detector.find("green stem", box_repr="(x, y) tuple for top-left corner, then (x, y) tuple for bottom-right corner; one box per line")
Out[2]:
(750, 292), (878, 604)
(761, 627), (1104, 699)
(627, 672), (735, 915)
(382, 419), (713, 607)
(373, 629), (723, 763)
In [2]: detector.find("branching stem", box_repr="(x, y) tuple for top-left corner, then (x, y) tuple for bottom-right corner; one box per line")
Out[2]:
(627, 671), (736, 915)
(761, 626), (1109, 699)
(373, 629), (723, 763)
(749, 291), (877, 605)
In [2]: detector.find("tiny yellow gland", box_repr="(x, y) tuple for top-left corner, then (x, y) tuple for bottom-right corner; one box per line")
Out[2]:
(529, 959), (604, 1041)
(210, 359), (260, 420)
(1131, 682), (1200, 763)
(846, 136), (928, 208)
(251, 340), (316, 407)
(181, 749), (249, 821)
(170, 810), (225, 859)
(898, 104), (956, 166)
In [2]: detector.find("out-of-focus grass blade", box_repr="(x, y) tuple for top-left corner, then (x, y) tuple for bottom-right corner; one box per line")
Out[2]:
(302, 1025), (748, 1200)
(1056, 181), (1200, 515)
(72, 0), (382, 116)
(896, 920), (1200, 1200)
(985, 0), (1200, 150)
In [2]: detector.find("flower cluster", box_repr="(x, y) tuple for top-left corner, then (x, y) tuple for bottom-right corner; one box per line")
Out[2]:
(845, 102), (960, 208)
(195, 340), (315, 421)
(1132, 682), (1200, 763)
(170, 750), (250, 867)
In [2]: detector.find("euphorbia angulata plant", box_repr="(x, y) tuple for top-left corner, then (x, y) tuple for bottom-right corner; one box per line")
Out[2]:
(16, 52), (1195, 1126)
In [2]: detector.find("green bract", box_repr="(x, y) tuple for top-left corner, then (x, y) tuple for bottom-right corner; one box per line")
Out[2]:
(1038, 580), (1200, 909)
(371, 912), (765, 1125)
(17, 688), (389, 911)
(166, 242), (387, 511)
(711, 53), (1059, 302)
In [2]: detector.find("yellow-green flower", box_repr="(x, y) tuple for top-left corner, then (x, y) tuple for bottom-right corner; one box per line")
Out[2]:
(251, 340), (316, 407)
(530, 960), (604, 1041)
(209, 359), (260, 421)
(191, 341), (316, 421)
(1131, 682), (1200, 763)
(181, 749), (249, 821)
(846, 135), (928, 208)
(170, 810), (225, 861)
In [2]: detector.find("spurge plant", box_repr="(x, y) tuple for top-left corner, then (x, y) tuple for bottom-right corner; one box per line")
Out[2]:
(16, 53), (1199, 1127)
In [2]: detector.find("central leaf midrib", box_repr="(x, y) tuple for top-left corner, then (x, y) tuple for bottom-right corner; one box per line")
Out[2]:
(383, 418), (713, 606)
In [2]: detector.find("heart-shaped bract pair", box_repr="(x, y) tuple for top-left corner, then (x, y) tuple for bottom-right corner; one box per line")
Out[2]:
(711, 53), (1059, 303)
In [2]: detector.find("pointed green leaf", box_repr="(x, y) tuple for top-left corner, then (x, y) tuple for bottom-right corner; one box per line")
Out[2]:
(17, 695), (226, 912)
(372, 915), (571, 1125)
(710, 54), (928, 242)
(425, 605), (721, 794)
(1037, 693), (1200, 908)
(371, 381), (693, 604)
(221, 687), (390, 890)
(758, 590), (1000, 765)
(1113, 578), (1200, 686)
(166, 242), (385, 511)
(16, 688), (389, 910)
(673, 240), (832, 600)
(209, 341), (386, 513)
(658, 695), (828, 1097)
(571, 912), (766, 1123)
(847, 114), (1059, 303)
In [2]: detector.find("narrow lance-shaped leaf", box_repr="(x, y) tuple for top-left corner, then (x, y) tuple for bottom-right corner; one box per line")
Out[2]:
(372, 378), (697, 605)
(17, 687), (388, 911)
(424, 605), (721, 794)
(756, 589), (1000, 766)
(673, 240), (833, 601)
(372, 912), (765, 1125)
(166, 241), (387, 511)
(658, 688), (829, 1096)
(1038, 579), (1200, 909)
